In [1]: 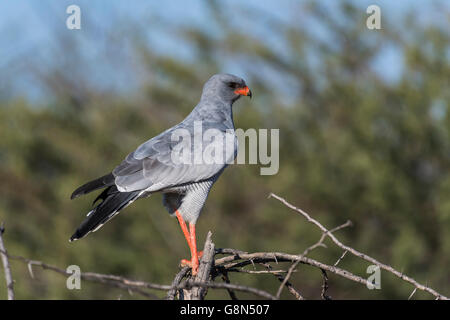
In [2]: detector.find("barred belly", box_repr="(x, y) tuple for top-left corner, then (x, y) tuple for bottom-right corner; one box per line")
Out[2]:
(162, 176), (218, 224)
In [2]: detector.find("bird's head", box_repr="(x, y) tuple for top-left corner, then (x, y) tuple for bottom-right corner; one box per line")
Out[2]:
(201, 73), (252, 104)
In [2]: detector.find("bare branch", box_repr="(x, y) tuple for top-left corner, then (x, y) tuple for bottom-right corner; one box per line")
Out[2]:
(275, 219), (352, 299)
(320, 269), (331, 300)
(408, 287), (418, 300)
(334, 251), (348, 267)
(228, 268), (294, 274)
(268, 193), (449, 300)
(166, 266), (189, 300)
(189, 231), (215, 300)
(0, 247), (275, 300)
(1, 193), (447, 300)
(0, 223), (14, 300)
(179, 280), (276, 300)
(219, 269), (239, 300)
(216, 251), (370, 288)
(262, 263), (304, 300)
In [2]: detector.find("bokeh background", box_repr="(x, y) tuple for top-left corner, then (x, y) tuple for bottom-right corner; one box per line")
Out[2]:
(0, 0), (449, 299)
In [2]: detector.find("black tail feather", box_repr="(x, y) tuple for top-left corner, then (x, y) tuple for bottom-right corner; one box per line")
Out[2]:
(92, 186), (115, 206)
(71, 173), (115, 199)
(70, 186), (140, 242)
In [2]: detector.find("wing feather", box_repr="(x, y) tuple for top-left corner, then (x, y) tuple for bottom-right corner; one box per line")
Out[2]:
(113, 125), (237, 192)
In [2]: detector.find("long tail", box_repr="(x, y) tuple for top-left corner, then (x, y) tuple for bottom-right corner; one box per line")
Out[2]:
(70, 186), (141, 242)
(71, 173), (115, 200)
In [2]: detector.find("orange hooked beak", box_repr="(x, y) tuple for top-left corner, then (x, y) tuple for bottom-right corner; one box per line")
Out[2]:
(234, 86), (252, 99)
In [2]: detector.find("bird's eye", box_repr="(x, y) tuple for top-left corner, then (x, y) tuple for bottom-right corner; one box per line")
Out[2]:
(228, 82), (240, 89)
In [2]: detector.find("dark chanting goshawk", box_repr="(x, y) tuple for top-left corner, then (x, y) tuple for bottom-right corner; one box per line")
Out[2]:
(70, 73), (252, 275)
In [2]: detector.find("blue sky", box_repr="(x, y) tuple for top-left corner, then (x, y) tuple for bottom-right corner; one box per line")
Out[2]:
(0, 0), (448, 101)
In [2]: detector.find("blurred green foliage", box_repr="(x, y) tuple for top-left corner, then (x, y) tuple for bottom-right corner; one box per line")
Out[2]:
(0, 1), (449, 299)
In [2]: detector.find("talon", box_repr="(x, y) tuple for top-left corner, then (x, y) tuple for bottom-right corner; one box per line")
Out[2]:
(180, 250), (203, 273)
(180, 259), (191, 267)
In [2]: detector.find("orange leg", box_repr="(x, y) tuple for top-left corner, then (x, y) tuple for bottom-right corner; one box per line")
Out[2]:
(175, 210), (191, 247)
(188, 222), (199, 275)
(175, 210), (202, 275)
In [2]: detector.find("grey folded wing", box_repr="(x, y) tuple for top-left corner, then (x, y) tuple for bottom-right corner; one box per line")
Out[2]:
(112, 125), (237, 192)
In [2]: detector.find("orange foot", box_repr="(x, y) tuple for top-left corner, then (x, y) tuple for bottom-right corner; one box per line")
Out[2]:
(180, 251), (203, 275)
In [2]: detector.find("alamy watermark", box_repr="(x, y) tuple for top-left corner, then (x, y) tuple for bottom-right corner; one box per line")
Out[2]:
(66, 265), (81, 290)
(66, 5), (81, 30)
(366, 265), (381, 290)
(366, 5), (381, 30)
(165, 121), (279, 175)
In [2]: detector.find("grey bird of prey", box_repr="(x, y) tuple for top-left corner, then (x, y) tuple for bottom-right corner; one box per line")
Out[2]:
(70, 73), (252, 275)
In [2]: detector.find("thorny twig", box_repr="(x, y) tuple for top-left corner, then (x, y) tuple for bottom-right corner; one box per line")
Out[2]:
(275, 219), (352, 299)
(268, 193), (449, 300)
(262, 262), (304, 300)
